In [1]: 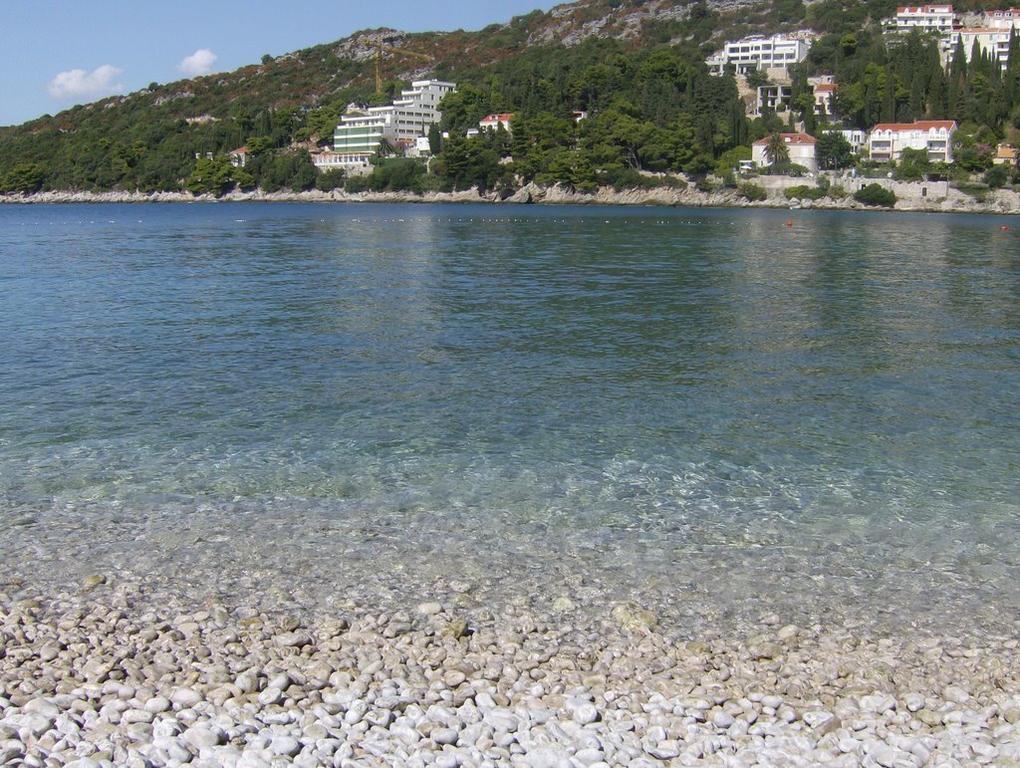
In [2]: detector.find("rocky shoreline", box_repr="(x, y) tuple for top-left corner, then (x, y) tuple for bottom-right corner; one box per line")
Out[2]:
(1, 575), (1019, 768)
(2, 179), (1020, 215)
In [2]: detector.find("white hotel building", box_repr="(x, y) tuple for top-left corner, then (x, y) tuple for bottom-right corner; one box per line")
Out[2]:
(946, 27), (1013, 70)
(885, 4), (956, 33)
(328, 80), (456, 174)
(706, 35), (812, 75)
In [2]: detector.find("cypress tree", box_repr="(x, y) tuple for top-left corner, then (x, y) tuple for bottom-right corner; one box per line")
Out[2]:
(1005, 29), (1020, 111)
(881, 66), (897, 122)
(909, 71), (925, 119)
(952, 38), (968, 81)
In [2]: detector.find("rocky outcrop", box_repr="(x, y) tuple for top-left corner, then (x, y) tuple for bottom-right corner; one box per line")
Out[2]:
(3, 179), (1019, 215)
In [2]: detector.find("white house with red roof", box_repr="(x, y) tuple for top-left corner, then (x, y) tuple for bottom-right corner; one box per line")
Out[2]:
(228, 147), (248, 168)
(752, 133), (818, 173)
(812, 81), (838, 118)
(886, 4), (956, 32)
(867, 120), (957, 163)
(479, 113), (514, 133)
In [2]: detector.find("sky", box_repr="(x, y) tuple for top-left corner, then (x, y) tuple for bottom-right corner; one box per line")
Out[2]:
(0, 1), (561, 127)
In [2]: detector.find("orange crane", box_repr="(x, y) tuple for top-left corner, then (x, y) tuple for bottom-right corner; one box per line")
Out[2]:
(374, 43), (433, 95)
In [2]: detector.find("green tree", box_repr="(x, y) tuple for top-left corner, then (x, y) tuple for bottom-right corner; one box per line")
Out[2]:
(817, 131), (854, 169)
(1, 162), (46, 194)
(186, 157), (236, 196)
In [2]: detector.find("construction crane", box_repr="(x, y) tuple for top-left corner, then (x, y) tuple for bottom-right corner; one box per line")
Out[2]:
(374, 43), (433, 95)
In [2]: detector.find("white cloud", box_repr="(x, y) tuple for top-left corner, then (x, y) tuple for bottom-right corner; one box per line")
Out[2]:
(178, 49), (218, 77)
(47, 65), (125, 100)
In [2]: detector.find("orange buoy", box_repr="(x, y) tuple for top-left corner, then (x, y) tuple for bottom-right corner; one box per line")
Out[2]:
(785, 219), (793, 228)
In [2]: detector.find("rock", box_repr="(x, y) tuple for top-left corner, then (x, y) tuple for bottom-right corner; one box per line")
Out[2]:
(181, 725), (224, 750)
(711, 710), (734, 729)
(858, 694), (896, 714)
(484, 708), (519, 732)
(82, 575), (106, 590)
(551, 597), (576, 613)
(903, 693), (925, 713)
(573, 703), (599, 725)
(258, 687), (284, 706)
(443, 619), (469, 639)
(750, 642), (782, 660)
(417, 602), (443, 616)
(143, 696), (171, 714)
(777, 625), (800, 641)
(432, 728), (459, 746)
(270, 735), (302, 757)
(610, 603), (657, 632)
(916, 709), (943, 726)
(943, 686), (969, 704)
(275, 631), (312, 648)
(170, 688), (203, 708)
(23, 699), (60, 718)
(645, 741), (681, 760)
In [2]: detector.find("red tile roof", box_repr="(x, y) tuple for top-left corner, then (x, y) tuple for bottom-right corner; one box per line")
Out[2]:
(480, 113), (514, 123)
(896, 5), (953, 13)
(871, 120), (957, 132)
(814, 83), (837, 92)
(752, 132), (818, 146)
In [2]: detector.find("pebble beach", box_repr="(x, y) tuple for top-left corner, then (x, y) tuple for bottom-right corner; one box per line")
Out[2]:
(2, 572), (1020, 768)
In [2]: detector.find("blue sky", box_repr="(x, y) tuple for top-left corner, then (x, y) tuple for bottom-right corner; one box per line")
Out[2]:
(0, 1), (560, 127)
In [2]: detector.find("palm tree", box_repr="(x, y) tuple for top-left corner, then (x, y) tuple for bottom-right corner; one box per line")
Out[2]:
(764, 132), (790, 166)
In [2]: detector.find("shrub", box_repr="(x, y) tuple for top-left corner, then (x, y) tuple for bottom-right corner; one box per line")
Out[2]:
(828, 184), (848, 198)
(784, 184), (826, 200)
(984, 165), (1010, 189)
(853, 183), (896, 207)
(696, 177), (717, 193)
(764, 162), (808, 177)
(738, 182), (768, 201)
(315, 169), (346, 192)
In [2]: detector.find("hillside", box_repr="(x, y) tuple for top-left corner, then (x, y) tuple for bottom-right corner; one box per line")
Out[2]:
(1, 0), (1018, 195)
(0, 0), (814, 190)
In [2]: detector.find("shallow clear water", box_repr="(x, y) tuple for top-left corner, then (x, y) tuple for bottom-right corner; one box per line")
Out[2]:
(1, 202), (1018, 629)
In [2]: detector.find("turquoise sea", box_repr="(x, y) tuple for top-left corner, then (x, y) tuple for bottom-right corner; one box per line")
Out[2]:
(1, 203), (1018, 629)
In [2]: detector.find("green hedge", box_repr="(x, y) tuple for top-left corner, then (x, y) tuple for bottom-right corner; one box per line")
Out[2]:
(853, 183), (896, 207)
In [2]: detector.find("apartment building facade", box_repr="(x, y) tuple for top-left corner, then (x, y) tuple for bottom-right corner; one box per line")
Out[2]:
(706, 35), (812, 75)
(867, 120), (957, 162)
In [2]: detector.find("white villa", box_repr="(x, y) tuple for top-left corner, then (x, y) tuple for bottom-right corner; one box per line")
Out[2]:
(706, 34), (812, 75)
(867, 120), (957, 163)
(752, 132), (818, 173)
(479, 113), (514, 133)
(840, 129), (868, 155)
(330, 80), (456, 174)
(986, 7), (1020, 29)
(811, 78), (838, 118)
(945, 27), (1013, 69)
(885, 4), (956, 33)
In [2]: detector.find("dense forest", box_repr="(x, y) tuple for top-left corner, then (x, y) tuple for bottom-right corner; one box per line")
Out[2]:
(2, 0), (1019, 195)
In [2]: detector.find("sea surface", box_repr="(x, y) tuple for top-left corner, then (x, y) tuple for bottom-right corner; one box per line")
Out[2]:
(1, 202), (1018, 631)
